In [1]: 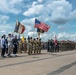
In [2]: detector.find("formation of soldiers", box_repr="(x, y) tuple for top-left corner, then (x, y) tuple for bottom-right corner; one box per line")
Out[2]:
(59, 41), (76, 51)
(47, 39), (59, 52)
(47, 39), (76, 52)
(18, 37), (42, 55)
(18, 38), (76, 54)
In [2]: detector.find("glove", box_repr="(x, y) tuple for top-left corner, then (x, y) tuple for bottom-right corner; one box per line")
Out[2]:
(13, 45), (15, 48)
(1, 44), (4, 48)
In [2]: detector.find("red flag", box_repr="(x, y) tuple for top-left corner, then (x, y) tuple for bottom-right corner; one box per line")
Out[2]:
(54, 36), (58, 45)
(35, 19), (50, 32)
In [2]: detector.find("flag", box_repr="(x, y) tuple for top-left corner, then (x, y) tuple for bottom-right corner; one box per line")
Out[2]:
(21, 35), (25, 43)
(34, 19), (50, 32)
(14, 21), (25, 34)
(37, 28), (44, 33)
(54, 36), (58, 45)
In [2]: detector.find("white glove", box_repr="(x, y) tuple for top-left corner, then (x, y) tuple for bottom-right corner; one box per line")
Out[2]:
(1, 46), (4, 48)
(13, 45), (15, 48)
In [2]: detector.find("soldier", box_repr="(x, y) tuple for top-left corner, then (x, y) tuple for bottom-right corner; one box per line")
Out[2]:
(47, 40), (50, 52)
(18, 40), (23, 53)
(56, 41), (59, 52)
(12, 35), (18, 56)
(38, 39), (42, 54)
(36, 38), (39, 54)
(7, 34), (13, 57)
(49, 39), (54, 52)
(22, 38), (27, 53)
(27, 38), (31, 55)
(28, 37), (33, 55)
(32, 38), (36, 54)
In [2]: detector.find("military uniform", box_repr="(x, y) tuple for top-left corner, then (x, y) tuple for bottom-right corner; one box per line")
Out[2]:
(36, 39), (39, 54)
(22, 40), (27, 53)
(38, 39), (42, 54)
(27, 40), (31, 55)
(32, 39), (36, 54)
(27, 38), (33, 55)
(18, 40), (23, 53)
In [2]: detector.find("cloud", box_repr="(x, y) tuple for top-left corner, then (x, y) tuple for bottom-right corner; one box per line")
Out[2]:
(0, 30), (6, 33)
(0, 0), (24, 14)
(21, 18), (35, 26)
(49, 0), (76, 24)
(31, 32), (76, 42)
(21, 18), (36, 37)
(21, 18), (35, 32)
(27, 31), (37, 37)
(0, 15), (9, 24)
(23, 0), (76, 25)
(23, 1), (44, 16)
(37, 0), (43, 3)
(69, 10), (76, 19)
(57, 32), (76, 41)
(57, 25), (67, 30)
(49, 0), (72, 24)
(0, 23), (14, 36)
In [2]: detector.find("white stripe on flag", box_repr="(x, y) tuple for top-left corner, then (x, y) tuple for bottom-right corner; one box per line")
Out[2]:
(18, 25), (23, 34)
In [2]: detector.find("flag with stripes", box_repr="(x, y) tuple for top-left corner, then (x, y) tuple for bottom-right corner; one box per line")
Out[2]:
(34, 19), (50, 32)
(14, 21), (25, 34)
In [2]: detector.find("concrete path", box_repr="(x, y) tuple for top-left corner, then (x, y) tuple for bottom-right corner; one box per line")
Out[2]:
(0, 50), (76, 75)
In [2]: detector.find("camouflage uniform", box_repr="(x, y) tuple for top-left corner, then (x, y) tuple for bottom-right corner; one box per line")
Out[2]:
(32, 39), (36, 54)
(38, 39), (42, 54)
(36, 38), (39, 54)
(18, 40), (23, 53)
(22, 40), (27, 53)
(27, 38), (33, 55)
(27, 40), (31, 55)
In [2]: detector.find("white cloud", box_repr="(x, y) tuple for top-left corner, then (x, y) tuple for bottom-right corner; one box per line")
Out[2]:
(23, 2), (44, 16)
(38, 0), (43, 3)
(23, 0), (76, 25)
(0, 23), (14, 36)
(21, 18), (35, 26)
(30, 32), (76, 41)
(0, 30), (6, 33)
(0, 0), (24, 14)
(21, 18), (36, 37)
(48, 0), (76, 24)
(9, 0), (24, 4)
(57, 25), (67, 30)
(27, 32), (37, 37)
(0, 15), (9, 24)
(0, 25), (12, 29)
(69, 10), (76, 19)
(49, 0), (72, 24)
(57, 32), (76, 41)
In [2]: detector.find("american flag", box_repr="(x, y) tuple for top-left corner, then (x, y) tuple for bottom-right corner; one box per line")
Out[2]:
(34, 19), (50, 32)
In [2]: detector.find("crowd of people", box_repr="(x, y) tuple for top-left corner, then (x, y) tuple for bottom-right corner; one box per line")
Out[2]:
(27, 37), (42, 55)
(0, 33), (75, 58)
(0, 34), (42, 58)
(18, 37), (42, 55)
(47, 39), (59, 52)
(1, 34), (18, 58)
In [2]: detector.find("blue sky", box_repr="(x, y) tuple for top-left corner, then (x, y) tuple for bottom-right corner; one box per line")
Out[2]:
(0, 0), (76, 41)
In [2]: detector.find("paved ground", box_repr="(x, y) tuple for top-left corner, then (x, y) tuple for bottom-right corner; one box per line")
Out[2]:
(0, 50), (76, 75)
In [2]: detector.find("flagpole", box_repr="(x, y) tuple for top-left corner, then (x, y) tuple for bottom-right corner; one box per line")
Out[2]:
(38, 32), (40, 39)
(16, 18), (20, 40)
